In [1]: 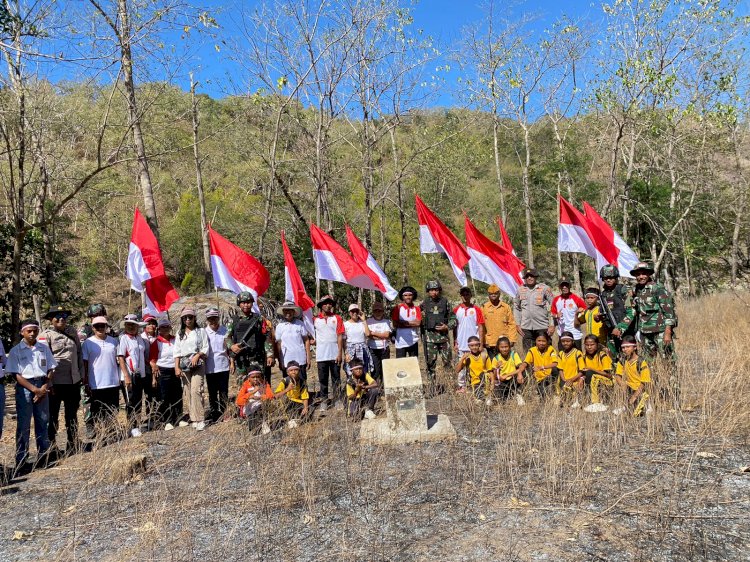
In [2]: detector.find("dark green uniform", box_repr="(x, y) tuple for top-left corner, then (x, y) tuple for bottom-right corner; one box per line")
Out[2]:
(225, 313), (275, 383)
(419, 297), (456, 382)
(602, 283), (634, 356)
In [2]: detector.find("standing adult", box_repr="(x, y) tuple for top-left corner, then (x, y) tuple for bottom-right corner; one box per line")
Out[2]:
(81, 303), (112, 439)
(7, 319), (56, 474)
(174, 308), (209, 432)
(391, 286), (421, 358)
(225, 291), (275, 384)
(150, 318), (181, 430)
(140, 315), (160, 429)
(598, 264), (635, 356)
(82, 317), (128, 444)
(366, 301), (392, 383)
(40, 304), (83, 454)
(275, 302), (310, 383)
(343, 304), (371, 376)
(481, 284), (517, 357)
(204, 308), (231, 422)
(117, 314), (149, 438)
(551, 278), (586, 350)
(454, 287), (486, 391)
(513, 268), (554, 353)
(314, 295), (344, 412)
(420, 280), (455, 385)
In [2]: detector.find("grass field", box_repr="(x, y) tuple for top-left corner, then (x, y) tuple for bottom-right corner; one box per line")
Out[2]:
(0, 292), (748, 561)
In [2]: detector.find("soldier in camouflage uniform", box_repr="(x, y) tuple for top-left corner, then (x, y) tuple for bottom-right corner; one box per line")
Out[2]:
(597, 265), (635, 357)
(225, 292), (275, 384)
(622, 262), (679, 406)
(419, 280), (455, 388)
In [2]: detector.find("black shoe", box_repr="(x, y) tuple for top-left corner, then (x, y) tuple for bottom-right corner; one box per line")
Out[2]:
(13, 462), (33, 478)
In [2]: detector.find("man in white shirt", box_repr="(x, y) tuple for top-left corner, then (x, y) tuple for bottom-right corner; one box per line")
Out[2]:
(7, 319), (57, 473)
(118, 314), (148, 437)
(314, 295), (344, 411)
(391, 286), (421, 358)
(82, 316), (129, 443)
(275, 302), (311, 383)
(204, 307), (231, 422)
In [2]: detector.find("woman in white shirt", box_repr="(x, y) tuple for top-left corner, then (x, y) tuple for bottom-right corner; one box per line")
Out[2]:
(344, 304), (371, 377)
(149, 318), (180, 429)
(173, 308), (209, 431)
(366, 301), (392, 382)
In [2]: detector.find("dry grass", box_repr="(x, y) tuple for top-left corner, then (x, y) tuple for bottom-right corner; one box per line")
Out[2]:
(0, 292), (749, 561)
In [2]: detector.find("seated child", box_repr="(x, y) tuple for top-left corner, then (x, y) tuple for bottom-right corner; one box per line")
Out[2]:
(345, 358), (380, 420)
(581, 334), (614, 412)
(613, 335), (651, 417)
(455, 336), (492, 398)
(520, 333), (559, 397)
(274, 361), (310, 426)
(557, 331), (585, 408)
(575, 288), (607, 347)
(488, 336), (524, 404)
(236, 364), (274, 431)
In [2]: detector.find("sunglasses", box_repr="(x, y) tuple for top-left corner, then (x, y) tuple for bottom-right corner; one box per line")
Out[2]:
(92, 323), (107, 329)
(603, 276), (617, 280)
(53, 313), (69, 320)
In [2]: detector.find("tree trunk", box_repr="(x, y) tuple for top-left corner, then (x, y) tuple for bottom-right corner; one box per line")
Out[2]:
(521, 125), (534, 267)
(602, 120), (625, 219)
(492, 116), (507, 223)
(190, 75), (212, 290)
(389, 128), (407, 284)
(118, 0), (159, 240)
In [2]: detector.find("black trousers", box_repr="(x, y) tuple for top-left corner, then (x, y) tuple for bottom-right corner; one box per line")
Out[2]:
(347, 388), (380, 418)
(143, 373), (161, 424)
(368, 348), (389, 382)
(396, 343), (418, 358)
(125, 376), (146, 429)
(158, 367), (183, 425)
(206, 370), (230, 421)
(48, 383), (81, 446)
(90, 387), (120, 435)
(317, 360), (341, 402)
(522, 329), (549, 354)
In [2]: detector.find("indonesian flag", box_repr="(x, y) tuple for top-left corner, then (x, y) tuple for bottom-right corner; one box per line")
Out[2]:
(583, 202), (640, 279)
(345, 225), (398, 301)
(281, 231), (315, 335)
(126, 208), (179, 314)
(465, 216), (525, 297)
(497, 217), (516, 255)
(415, 195), (470, 286)
(208, 225), (270, 312)
(558, 196), (598, 261)
(310, 223), (386, 292)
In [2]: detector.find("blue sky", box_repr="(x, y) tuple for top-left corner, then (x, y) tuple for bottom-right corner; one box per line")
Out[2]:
(170, 0), (601, 100)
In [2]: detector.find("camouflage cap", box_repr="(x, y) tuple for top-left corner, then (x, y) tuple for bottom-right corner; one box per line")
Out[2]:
(630, 262), (655, 276)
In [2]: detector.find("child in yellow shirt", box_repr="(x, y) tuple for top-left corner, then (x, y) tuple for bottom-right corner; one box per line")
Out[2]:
(455, 336), (492, 399)
(581, 334), (614, 412)
(613, 336), (651, 417)
(557, 331), (585, 408)
(345, 359), (380, 420)
(487, 336), (525, 405)
(575, 287), (607, 346)
(274, 361), (310, 427)
(521, 333), (559, 397)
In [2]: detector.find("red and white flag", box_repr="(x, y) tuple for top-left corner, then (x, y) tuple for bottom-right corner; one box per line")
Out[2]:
(582, 202), (640, 278)
(497, 217), (516, 256)
(415, 195), (470, 286)
(558, 196), (598, 261)
(126, 208), (179, 315)
(310, 223), (385, 292)
(281, 231), (315, 335)
(208, 226), (270, 312)
(465, 216), (525, 297)
(345, 225), (398, 301)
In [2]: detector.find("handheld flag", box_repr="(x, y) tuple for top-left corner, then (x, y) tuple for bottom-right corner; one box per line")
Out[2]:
(582, 202), (640, 278)
(465, 216), (525, 297)
(345, 225), (398, 301)
(415, 195), (470, 286)
(126, 208), (179, 314)
(281, 231), (315, 335)
(310, 223), (385, 292)
(558, 196), (598, 261)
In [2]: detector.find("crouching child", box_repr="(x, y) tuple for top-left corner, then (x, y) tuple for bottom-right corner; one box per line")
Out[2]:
(521, 333), (559, 398)
(557, 331), (585, 408)
(455, 336), (491, 399)
(581, 334), (614, 412)
(613, 335), (651, 417)
(488, 337), (524, 405)
(236, 363), (274, 432)
(274, 361), (310, 427)
(345, 358), (379, 420)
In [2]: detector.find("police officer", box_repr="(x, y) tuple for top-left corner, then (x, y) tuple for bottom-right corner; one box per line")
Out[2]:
(513, 268), (554, 353)
(598, 264), (635, 356)
(225, 292), (275, 384)
(419, 280), (455, 388)
(40, 304), (83, 454)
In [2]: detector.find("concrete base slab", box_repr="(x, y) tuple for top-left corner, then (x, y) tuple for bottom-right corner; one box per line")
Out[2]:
(358, 414), (456, 445)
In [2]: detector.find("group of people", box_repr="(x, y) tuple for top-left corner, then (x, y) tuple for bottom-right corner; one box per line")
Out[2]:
(0, 260), (677, 478)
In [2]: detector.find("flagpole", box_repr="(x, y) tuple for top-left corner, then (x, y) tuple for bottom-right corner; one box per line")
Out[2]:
(128, 288), (132, 313)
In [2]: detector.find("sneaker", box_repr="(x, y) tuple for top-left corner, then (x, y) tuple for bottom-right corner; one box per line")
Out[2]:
(261, 422), (272, 435)
(515, 394), (526, 406)
(178, 420), (190, 428)
(287, 419), (299, 429)
(485, 398), (493, 407)
(584, 403), (609, 413)
(364, 409), (376, 420)
(130, 428), (143, 438)
(319, 402), (328, 413)
(570, 401), (581, 410)
(191, 422), (198, 428)
(334, 400), (344, 410)
(646, 404), (654, 416)
(612, 407), (625, 416)
(164, 423), (175, 431)
(195, 422), (206, 431)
